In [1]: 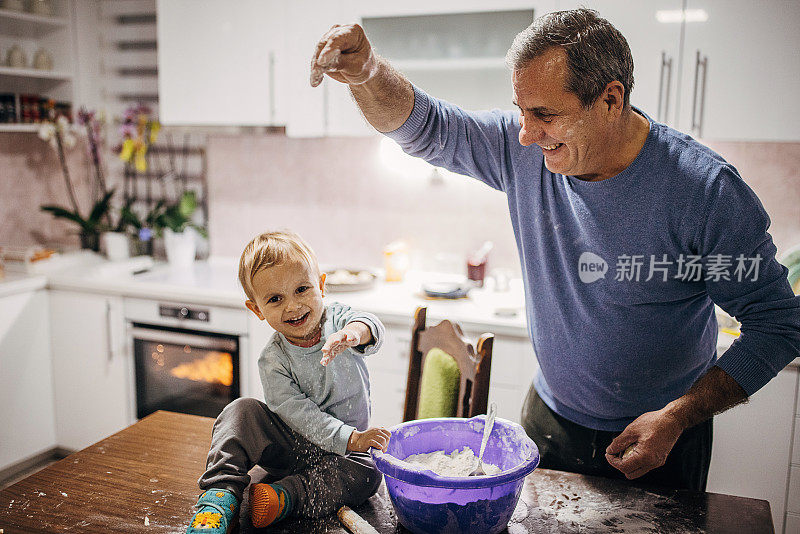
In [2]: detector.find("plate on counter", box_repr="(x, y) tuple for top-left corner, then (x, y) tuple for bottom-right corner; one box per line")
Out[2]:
(324, 268), (377, 292)
(421, 280), (472, 299)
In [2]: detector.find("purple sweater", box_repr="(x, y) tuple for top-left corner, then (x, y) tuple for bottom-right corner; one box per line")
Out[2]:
(385, 85), (800, 431)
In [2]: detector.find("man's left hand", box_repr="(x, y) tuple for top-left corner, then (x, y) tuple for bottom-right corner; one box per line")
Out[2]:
(605, 408), (685, 479)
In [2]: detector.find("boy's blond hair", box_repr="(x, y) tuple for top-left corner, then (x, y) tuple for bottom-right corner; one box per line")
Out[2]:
(238, 230), (320, 303)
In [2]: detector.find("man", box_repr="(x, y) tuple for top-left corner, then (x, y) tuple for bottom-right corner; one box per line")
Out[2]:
(309, 9), (800, 491)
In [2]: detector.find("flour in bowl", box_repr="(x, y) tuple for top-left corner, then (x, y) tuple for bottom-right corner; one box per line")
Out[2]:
(402, 446), (501, 477)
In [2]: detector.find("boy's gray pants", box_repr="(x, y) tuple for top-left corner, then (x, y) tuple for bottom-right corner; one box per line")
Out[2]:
(198, 397), (382, 518)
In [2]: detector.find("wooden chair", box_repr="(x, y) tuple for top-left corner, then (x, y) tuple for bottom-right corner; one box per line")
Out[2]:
(402, 306), (494, 421)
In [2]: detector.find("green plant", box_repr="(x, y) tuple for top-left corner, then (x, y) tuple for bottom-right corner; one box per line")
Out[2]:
(115, 191), (206, 240)
(41, 189), (115, 241)
(151, 191), (207, 237)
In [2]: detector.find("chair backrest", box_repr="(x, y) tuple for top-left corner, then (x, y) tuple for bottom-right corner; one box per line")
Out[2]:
(402, 306), (494, 421)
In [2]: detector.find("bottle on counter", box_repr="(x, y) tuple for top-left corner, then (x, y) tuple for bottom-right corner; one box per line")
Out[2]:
(467, 241), (493, 287)
(383, 240), (409, 282)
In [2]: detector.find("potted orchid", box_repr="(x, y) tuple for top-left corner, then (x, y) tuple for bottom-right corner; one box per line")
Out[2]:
(38, 106), (114, 252)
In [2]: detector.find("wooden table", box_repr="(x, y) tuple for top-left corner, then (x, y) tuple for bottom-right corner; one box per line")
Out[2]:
(0, 411), (774, 533)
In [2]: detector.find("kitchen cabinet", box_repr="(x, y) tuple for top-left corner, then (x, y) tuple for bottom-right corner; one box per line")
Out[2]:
(568, 1), (682, 125)
(281, 0), (371, 137)
(367, 318), (412, 428)
(245, 311), (273, 401)
(0, 0), (75, 131)
(156, 0), (286, 127)
(358, 5), (540, 117)
(0, 289), (56, 472)
(563, 0), (800, 141)
(483, 334), (538, 423)
(49, 289), (131, 451)
(707, 364), (798, 533)
(675, 0), (800, 141)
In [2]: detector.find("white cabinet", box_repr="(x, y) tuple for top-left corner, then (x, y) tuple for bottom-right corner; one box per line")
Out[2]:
(707, 365), (798, 533)
(785, 368), (800, 534)
(245, 311), (273, 400)
(156, 0), (286, 126)
(0, 289), (56, 471)
(49, 289), (131, 451)
(282, 0), (370, 137)
(675, 0), (800, 141)
(0, 0), (76, 131)
(358, 6), (538, 115)
(367, 318), (412, 428)
(483, 334), (537, 424)
(567, 0), (800, 141)
(576, 1), (682, 125)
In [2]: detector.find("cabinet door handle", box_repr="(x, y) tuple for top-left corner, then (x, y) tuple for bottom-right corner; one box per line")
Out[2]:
(106, 299), (114, 362)
(657, 52), (672, 123)
(691, 50), (708, 137)
(268, 50), (276, 124)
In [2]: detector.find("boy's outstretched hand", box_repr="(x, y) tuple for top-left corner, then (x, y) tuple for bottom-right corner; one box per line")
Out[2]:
(321, 322), (371, 366)
(347, 427), (391, 453)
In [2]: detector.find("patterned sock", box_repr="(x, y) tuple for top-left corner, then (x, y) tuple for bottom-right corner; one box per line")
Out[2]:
(249, 483), (292, 528)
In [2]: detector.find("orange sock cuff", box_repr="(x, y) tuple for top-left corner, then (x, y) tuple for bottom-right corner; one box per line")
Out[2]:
(249, 483), (291, 528)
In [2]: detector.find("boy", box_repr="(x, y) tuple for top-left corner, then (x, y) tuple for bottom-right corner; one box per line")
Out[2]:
(186, 231), (390, 533)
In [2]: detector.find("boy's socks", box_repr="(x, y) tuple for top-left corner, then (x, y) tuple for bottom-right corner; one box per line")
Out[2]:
(186, 488), (239, 534)
(249, 483), (292, 528)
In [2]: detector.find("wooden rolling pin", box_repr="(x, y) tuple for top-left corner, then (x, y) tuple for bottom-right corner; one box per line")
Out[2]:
(337, 505), (380, 534)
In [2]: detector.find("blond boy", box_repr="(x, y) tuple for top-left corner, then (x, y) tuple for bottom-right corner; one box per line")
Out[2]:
(186, 231), (389, 533)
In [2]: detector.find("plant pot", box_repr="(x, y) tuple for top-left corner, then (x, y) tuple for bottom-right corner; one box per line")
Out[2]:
(101, 232), (130, 261)
(79, 230), (100, 252)
(163, 227), (196, 270)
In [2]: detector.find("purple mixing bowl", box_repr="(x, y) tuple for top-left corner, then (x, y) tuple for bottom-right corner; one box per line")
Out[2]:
(370, 415), (539, 534)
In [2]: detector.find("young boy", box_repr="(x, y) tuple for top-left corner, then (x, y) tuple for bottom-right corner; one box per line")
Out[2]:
(186, 231), (390, 533)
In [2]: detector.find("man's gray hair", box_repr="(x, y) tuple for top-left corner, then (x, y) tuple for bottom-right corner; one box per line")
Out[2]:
(506, 8), (635, 109)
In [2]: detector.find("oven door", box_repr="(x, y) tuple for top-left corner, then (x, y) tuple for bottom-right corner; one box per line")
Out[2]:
(131, 324), (241, 419)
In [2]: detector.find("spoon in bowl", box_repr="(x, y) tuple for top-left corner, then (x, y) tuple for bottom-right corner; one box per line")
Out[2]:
(470, 402), (497, 476)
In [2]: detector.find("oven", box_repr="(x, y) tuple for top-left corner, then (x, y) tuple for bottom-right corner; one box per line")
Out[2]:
(125, 298), (249, 420)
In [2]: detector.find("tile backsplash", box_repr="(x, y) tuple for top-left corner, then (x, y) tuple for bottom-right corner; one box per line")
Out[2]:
(3, 131), (799, 277)
(207, 134), (519, 274)
(0, 133), (97, 250)
(207, 134), (800, 275)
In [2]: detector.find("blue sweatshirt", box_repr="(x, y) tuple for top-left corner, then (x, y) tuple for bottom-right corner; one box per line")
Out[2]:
(385, 85), (800, 431)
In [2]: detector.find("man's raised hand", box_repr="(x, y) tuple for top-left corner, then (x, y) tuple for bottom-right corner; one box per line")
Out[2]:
(310, 24), (378, 87)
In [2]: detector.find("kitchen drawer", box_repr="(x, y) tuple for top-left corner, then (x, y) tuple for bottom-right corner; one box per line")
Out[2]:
(789, 466), (800, 514)
(786, 512), (800, 534)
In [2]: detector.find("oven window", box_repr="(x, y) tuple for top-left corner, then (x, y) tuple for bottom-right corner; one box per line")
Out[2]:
(132, 324), (240, 419)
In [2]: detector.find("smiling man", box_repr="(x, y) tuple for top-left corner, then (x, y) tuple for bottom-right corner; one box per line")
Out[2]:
(309, 9), (800, 491)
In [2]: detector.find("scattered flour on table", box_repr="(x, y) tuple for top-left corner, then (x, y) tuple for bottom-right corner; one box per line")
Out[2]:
(400, 446), (500, 477)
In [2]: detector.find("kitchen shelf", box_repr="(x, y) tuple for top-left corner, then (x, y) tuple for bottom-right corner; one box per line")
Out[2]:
(0, 65), (72, 81)
(0, 8), (69, 37)
(0, 123), (42, 132)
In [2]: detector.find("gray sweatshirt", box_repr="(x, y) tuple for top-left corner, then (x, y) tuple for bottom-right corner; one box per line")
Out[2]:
(257, 302), (385, 456)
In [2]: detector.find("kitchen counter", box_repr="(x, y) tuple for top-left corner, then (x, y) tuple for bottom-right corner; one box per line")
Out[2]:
(11, 251), (799, 363)
(0, 411), (773, 534)
(41, 253), (530, 336)
(0, 270), (47, 298)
